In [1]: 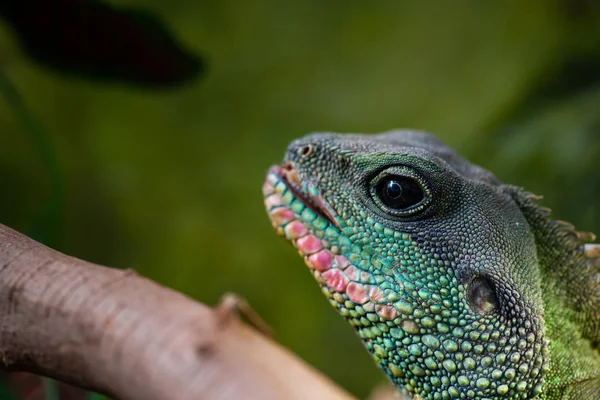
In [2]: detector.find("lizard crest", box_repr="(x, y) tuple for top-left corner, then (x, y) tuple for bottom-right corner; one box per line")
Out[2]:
(263, 130), (600, 399)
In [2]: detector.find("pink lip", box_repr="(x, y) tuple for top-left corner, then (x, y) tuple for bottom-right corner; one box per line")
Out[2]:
(267, 163), (340, 229)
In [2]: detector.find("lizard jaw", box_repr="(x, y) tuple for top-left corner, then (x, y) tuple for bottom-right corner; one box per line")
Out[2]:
(262, 166), (399, 320)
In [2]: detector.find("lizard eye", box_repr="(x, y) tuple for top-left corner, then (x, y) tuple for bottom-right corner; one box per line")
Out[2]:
(377, 177), (423, 209)
(466, 277), (500, 315)
(371, 168), (430, 216)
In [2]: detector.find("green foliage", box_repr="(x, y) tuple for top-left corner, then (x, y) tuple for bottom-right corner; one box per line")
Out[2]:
(43, 378), (60, 400)
(0, 1), (599, 397)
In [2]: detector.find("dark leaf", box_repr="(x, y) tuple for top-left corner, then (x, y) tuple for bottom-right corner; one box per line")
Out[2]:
(0, 0), (204, 88)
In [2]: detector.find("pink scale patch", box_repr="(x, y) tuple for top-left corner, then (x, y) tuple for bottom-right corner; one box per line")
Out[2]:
(264, 194), (283, 210)
(296, 235), (322, 254)
(376, 305), (397, 320)
(269, 207), (294, 226)
(266, 173), (279, 186)
(360, 271), (372, 283)
(368, 286), (385, 303)
(262, 180), (275, 195)
(334, 255), (350, 270)
(307, 250), (333, 271)
(321, 269), (349, 292)
(344, 265), (359, 281)
(284, 220), (308, 239)
(346, 282), (369, 304)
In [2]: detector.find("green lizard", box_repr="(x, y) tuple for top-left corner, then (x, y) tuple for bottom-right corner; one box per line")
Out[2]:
(262, 131), (600, 399)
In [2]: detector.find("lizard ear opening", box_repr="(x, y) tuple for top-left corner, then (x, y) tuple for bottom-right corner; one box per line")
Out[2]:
(466, 277), (500, 315)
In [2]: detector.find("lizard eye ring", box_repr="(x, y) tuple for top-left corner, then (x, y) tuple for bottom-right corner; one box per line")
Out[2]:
(370, 167), (431, 216)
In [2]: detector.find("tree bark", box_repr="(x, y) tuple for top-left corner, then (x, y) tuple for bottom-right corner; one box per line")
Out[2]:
(0, 223), (355, 400)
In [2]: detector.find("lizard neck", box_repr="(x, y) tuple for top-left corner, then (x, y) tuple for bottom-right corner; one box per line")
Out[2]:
(508, 186), (600, 398)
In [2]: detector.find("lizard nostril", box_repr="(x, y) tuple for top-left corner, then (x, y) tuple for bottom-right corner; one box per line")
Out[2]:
(297, 144), (314, 158)
(280, 162), (301, 185)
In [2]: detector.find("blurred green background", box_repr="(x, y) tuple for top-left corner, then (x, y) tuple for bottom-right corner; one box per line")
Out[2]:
(1, 1), (600, 398)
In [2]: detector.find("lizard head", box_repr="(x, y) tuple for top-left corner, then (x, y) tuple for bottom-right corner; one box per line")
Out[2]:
(263, 130), (549, 399)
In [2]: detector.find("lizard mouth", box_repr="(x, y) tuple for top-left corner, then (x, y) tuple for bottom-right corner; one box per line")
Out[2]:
(265, 163), (340, 229)
(263, 163), (401, 321)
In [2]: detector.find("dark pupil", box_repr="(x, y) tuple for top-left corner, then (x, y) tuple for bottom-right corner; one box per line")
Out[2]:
(377, 176), (424, 210)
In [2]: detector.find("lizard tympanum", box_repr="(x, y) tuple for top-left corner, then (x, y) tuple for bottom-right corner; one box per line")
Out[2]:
(262, 131), (600, 399)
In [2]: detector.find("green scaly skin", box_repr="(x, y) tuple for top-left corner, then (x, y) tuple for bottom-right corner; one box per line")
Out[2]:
(262, 131), (600, 399)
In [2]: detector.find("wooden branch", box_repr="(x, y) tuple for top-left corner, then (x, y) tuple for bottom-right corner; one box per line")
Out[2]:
(367, 385), (403, 400)
(0, 223), (356, 400)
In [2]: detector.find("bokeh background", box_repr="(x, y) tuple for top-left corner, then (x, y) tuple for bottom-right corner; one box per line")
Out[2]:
(1, 1), (600, 398)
